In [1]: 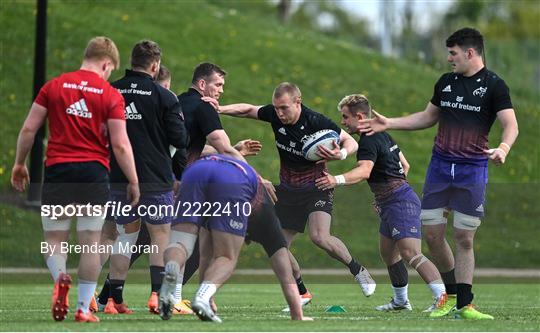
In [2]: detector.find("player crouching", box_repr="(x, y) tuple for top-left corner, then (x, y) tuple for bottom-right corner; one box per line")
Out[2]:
(315, 94), (450, 317)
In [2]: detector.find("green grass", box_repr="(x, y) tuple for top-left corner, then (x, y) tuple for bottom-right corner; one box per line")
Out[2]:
(0, 274), (539, 331)
(0, 1), (539, 268)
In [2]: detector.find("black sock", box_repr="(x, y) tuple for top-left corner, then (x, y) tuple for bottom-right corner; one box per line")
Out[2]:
(296, 276), (308, 295)
(97, 274), (111, 305)
(150, 265), (164, 293)
(347, 258), (362, 276)
(457, 283), (474, 309)
(109, 279), (125, 304)
(387, 260), (408, 288)
(441, 269), (457, 295)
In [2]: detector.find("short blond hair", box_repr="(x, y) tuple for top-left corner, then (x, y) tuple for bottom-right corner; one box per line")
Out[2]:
(84, 36), (120, 69)
(337, 94), (371, 117)
(273, 82), (301, 100)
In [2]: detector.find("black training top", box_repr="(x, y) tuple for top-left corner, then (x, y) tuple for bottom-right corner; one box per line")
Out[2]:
(356, 132), (407, 201)
(176, 88), (223, 167)
(110, 69), (188, 192)
(430, 67), (513, 161)
(258, 104), (341, 189)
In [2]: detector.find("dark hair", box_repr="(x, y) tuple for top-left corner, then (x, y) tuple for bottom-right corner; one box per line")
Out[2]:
(191, 62), (226, 84)
(446, 27), (484, 56)
(157, 65), (171, 83)
(131, 40), (161, 70)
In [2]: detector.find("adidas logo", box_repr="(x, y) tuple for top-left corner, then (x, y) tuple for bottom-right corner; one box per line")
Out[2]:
(392, 228), (400, 237)
(66, 98), (92, 118)
(278, 127), (286, 135)
(442, 85), (452, 92)
(125, 102), (142, 120)
(476, 204), (484, 212)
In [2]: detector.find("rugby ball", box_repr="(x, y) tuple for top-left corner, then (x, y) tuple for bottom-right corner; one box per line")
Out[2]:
(301, 129), (340, 161)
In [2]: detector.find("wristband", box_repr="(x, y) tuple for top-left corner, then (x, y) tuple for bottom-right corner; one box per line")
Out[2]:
(339, 148), (348, 160)
(335, 175), (346, 185)
(499, 142), (511, 155)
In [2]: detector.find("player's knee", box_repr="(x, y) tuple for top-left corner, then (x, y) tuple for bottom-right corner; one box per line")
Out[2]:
(424, 230), (444, 246)
(166, 230), (197, 258)
(309, 233), (328, 249)
(454, 232), (474, 250)
(399, 248), (419, 263)
(111, 224), (140, 259)
(407, 253), (429, 270)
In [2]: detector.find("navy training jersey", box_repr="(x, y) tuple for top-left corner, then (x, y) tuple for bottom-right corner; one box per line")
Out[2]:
(258, 104), (341, 189)
(430, 67), (513, 160)
(110, 70), (188, 192)
(176, 88), (223, 167)
(356, 132), (407, 201)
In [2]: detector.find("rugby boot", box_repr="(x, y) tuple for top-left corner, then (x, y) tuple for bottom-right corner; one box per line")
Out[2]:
(454, 304), (494, 320)
(51, 273), (71, 321)
(74, 309), (100, 322)
(375, 298), (413, 311)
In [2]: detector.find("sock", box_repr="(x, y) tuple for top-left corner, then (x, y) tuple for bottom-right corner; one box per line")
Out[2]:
(109, 279), (125, 304)
(97, 274), (110, 305)
(441, 269), (457, 295)
(392, 285), (408, 305)
(46, 255), (66, 282)
(457, 283), (474, 309)
(428, 279), (446, 298)
(387, 260), (408, 287)
(77, 280), (97, 313)
(174, 282), (183, 304)
(195, 281), (217, 303)
(150, 265), (164, 293)
(295, 276), (308, 295)
(347, 258), (362, 276)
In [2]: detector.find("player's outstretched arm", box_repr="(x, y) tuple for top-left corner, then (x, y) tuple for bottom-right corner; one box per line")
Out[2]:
(11, 103), (47, 192)
(358, 103), (440, 135)
(219, 103), (262, 119)
(484, 108), (518, 166)
(202, 139), (262, 157)
(108, 119), (140, 206)
(206, 129), (247, 162)
(315, 160), (374, 190)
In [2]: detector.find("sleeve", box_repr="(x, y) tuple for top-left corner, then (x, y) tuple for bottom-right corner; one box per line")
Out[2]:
(196, 102), (223, 136)
(107, 88), (126, 120)
(172, 148), (187, 180)
(356, 136), (379, 163)
(257, 104), (275, 123)
(430, 74), (446, 107)
(34, 80), (53, 108)
(163, 92), (189, 149)
(491, 79), (513, 114)
(312, 112), (341, 133)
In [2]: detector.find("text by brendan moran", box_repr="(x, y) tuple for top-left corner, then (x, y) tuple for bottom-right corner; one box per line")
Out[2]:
(40, 242), (158, 256)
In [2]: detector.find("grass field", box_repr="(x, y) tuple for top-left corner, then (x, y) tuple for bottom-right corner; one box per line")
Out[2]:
(0, 272), (539, 331)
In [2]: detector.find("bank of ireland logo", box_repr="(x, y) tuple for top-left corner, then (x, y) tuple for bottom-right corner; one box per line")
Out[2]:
(456, 96), (464, 102)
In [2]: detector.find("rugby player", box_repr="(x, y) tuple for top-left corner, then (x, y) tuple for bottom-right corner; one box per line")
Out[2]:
(316, 94), (448, 315)
(358, 28), (518, 319)
(11, 37), (139, 322)
(215, 83), (377, 302)
(99, 40), (188, 315)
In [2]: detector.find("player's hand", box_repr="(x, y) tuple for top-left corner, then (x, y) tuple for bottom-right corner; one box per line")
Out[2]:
(357, 109), (388, 136)
(261, 178), (277, 203)
(315, 171), (337, 190)
(11, 164), (29, 192)
(201, 96), (220, 111)
(126, 182), (140, 207)
(484, 148), (506, 166)
(315, 140), (341, 164)
(235, 139), (262, 156)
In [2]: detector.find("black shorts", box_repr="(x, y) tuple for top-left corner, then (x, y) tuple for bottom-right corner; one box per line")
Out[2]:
(41, 162), (109, 206)
(275, 185), (334, 233)
(246, 203), (287, 257)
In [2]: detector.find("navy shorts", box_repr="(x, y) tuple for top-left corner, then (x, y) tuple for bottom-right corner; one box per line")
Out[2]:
(275, 185), (334, 233)
(378, 184), (422, 241)
(422, 156), (488, 217)
(41, 162), (109, 206)
(108, 190), (174, 225)
(172, 155), (258, 237)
